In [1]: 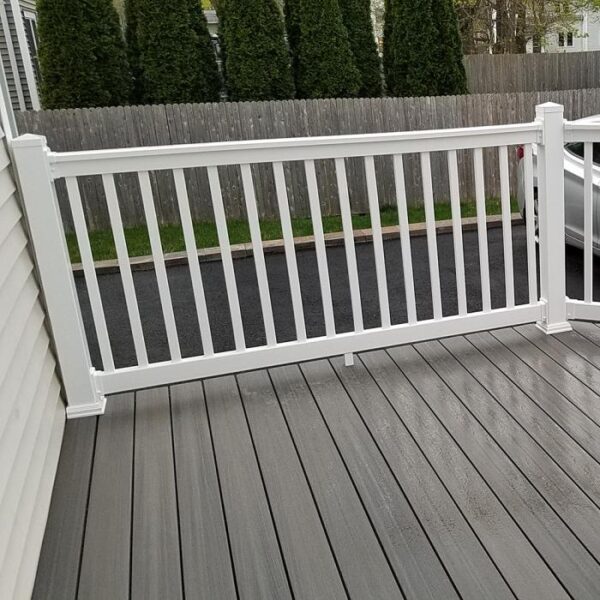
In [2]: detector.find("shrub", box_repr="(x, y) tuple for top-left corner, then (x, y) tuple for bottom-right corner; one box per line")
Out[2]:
(37, 0), (131, 109)
(126, 0), (221, 104)
(218, 0), (294, 101)
(338, 0), (382, 97)
(288, 0), (361, 99)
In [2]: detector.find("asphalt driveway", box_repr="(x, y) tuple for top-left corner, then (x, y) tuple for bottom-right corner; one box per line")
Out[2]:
(76, 223), (594, 370)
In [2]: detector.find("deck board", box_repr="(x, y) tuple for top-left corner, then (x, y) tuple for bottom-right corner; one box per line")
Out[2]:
(78, 394), (134, 600)
(132, 387), (183, 600)
(170, 381), (237, 600)
(238, 369), (347, 600)
(270, 364), (402, 599)
(204, 375), (292, 600)
(301, 359), (460, 600)
(362, 348), (569, 600)
(35, 327), (600, 600)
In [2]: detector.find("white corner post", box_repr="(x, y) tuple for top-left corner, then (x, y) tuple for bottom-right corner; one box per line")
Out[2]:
(11, 134), (106, 418)
(535, 103), (571, 334)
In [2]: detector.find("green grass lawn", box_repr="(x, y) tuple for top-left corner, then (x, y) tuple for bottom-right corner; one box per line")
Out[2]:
(67, 198), (519, 264)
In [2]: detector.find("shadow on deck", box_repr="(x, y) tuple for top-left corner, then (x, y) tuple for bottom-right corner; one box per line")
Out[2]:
(33, 322), (600, 600)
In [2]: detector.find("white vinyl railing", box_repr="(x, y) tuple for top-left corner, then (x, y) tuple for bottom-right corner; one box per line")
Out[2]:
(11, 102), (580, 417)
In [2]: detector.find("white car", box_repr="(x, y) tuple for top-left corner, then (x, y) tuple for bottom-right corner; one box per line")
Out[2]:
(517, 115), (600, 250)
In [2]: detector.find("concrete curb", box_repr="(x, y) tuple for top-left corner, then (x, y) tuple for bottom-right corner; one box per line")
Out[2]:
(72, 213), (523, 276)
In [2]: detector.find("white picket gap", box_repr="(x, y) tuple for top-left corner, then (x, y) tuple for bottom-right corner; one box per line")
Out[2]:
(207, 166), (246, 351)
(473, 148), (491, 312)
(364, 156), (391, 328)
(420, 152), (443, 320)
(173, 169), (214, 356)
(240, 164), (277, 347)
(138, 171), (181, 361)
(584, 142), (594, 303)
(65, 177), (114, 372)
(101, 173), (148, 367)
(335, 158), (364, 333)
(523, 145), (538, 305)
(305, 159), (336, 337)
(448, 150), (467, 316)
(499, 146), (515, 309)
(393, 154), (417, 324)
(273, 162), (306, 342)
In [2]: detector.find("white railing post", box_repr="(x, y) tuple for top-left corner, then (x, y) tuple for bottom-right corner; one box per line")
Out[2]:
(535, 103), (572, 334)
(11, 134), (106, 418)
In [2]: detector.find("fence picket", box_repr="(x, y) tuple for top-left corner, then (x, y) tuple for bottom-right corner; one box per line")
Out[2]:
(365, 156), (391, 328)
(65, 177), (114, 372)
(584, 142), (594, 303)
(102, 173), (148, 366)
(138, 171), (181, 361)
(499, 146), (515, 308)
(393, 155), (417, 324)
(240, 164), (277, 346)
(173, 168), (214, 356)
(421, 152), (443, 319)
(523, 145), (538, 304)
(305, 159), (336, 337)
(273, 162), (306, 341)
(207, 166), (246, 350)
(335, 158), (364, 332)
(473, 148), (492, 312)
(448, 150), (467, 315)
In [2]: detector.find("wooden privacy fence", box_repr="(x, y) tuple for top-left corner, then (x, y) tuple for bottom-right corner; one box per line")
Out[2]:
(16, 88), (600, 232)
(464, 51), (600, 94)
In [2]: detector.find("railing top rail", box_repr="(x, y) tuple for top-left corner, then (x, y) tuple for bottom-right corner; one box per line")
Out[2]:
(565, 121), (600, 142)
(44, 121), (542, 178)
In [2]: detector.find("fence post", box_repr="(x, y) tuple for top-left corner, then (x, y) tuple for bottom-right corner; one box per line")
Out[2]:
(11, 134), (106, 418)
(535, 103), (572, 334)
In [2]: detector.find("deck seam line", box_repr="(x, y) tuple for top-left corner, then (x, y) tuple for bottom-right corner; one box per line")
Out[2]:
(416, 340), (600, 569)
(510, 326), (600, 410)
(488, 329), (600, 431)
(383, 346), (574, 599)
(128, 393), (136, 600)
(441, 335), (600, 516)
(460, 335), (600, 468)
(357, 349), (519, 600)
(233, 374), (296, 600)
(74, 415), (100, 599)
(263, 368), (351, 599)
(294, 363), (407, 600)
(202, 380), (241, 600)
(326, 357), (464, 600)
(167, 386), (187, 600)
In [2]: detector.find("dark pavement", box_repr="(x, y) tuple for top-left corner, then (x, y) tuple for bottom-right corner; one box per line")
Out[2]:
(76, 223), (593, 370)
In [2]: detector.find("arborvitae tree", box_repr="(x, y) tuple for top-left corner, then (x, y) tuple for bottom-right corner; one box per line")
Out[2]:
(289, 0), (361, 99)
(126, 0), (220, 104)
(338, 0), (382, 97)
(284, 0), (302, 85)
(187, 0), (222, 101)
(383, 0), (439, 97)
(37, 0), (131, 109)
(218, 0), (294, 101)
(433, 0), (468, 95)
(124, 0), (143, 103)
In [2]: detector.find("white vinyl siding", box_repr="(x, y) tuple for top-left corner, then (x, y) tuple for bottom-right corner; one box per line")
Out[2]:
(0, 123), (65, 599)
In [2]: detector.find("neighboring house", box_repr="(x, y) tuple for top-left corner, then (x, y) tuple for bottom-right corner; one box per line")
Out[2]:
(526, 10), (600, 53)
(0, 0), (39, 111)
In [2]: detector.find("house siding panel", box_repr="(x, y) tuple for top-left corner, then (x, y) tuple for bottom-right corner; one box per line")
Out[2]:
(0, 123), (65, 600)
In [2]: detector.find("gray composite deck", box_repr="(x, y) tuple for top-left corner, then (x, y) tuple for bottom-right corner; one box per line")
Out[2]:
(32, 321), (600, 600)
